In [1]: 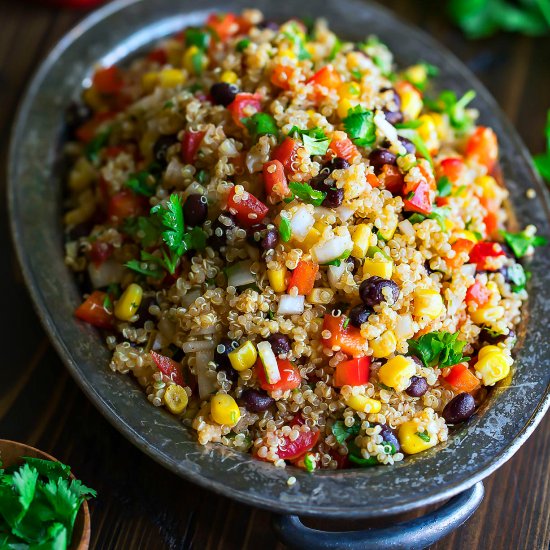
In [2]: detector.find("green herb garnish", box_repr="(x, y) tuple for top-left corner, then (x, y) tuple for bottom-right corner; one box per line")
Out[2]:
(437, 176), (452, 197)
(282, 22), (311, 60)
(415, 431), (431, 442)
(394, 120), (423, 130)
(242, 112), (279, 141)
(279, 216), (292, 242)
(124, 259), (164, 279)
(331, 420), (361, 444)
(507, 263), (527, 293)
(327, 37), (342, 61)
(85, 128), (111, 163)
(303, 454), (316, 473)
(534, 110), (550, 181)
(288, 181), (326, 206)
(236, 38), (251, 52)
(342, 317), (350, 329)
(288, 126), (330, 156)
(502, 229), (548, 258)
(425, 89), (476, 131)
(407, 331), (469, 369)
(343, 106), (376, 147)
(185, 27), (211, 50)
(125, 171), (155, 197)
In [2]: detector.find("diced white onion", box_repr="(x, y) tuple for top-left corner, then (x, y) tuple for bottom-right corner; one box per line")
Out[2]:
(277, 295), (305, 315)
(395, 314), (414, 339)
(312, 234), (353, 264)
(88, 260), (123, 289)
(165, 157), (185, 185)
(158, 318), (176, 341)
(460, 263), (477, 278)
(289, 207), (315, 241)
(194, 325), (218, 335)
(182, 339), (216, 353)
(196, 349), (217, 399)
(335, 205), (355, 222)
(257, 341), (281, 384)
(219, 138), (239, 157)
(328, 263), (347, 287)
(398, 219), (415, 238)
(226, 260), (256, 287)
(181, 288), (202, 308)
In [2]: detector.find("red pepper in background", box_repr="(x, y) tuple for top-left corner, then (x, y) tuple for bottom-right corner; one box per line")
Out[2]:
(263, 160), (289, 198)
(287, 260), (319, 295)
(181, 130), (205, 164)
(322, 315), (368, 358)
(468, 241), (505, 270)
(75, 112), (115, 144)
(466, 126), (498, 171)
(206, 12), (243, 41)
(484, 211), (499, 238)
(92, 66), (124, 95)
(89, 241), (113, 267)
(377, 164), (404, 195)
(403, 180), (433, 215)
(226, 186), (269, 227)
(446, 238), (475, 269)
(270, 65), (295, 90)
(325, 132), (358, 163)
(255, 358), (302, 392)
(74, 291), (113, 329)
(438, 157), (466, 182)
(108, 190), (145, 222)
(466, 280), (491, 307)
(272, 137), (300, 176)
(227, 93), (262, 127)
(150, 351), (185, 387)
(147, 48), (168, 65)
(443, 363), (480, 393)
(333, 357), (371, 387)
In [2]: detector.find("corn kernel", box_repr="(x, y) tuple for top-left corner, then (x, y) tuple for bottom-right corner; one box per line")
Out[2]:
(211, 393), (241, 426)
(228, 341), (257, 372)
(398, 422), (437, 454)
(159, 68), (186, 88)
(183, 46), (208, 75)
(378, 355), (416, 390)
(69, 157), (96, 192)
(397, 82), (423, 120)
(114, 283), (143, 321)
(351, 224), (372, 259)
(404, 64), (428, 87)
(378, 215), (399, 241)
(346, 394), (382, 414)
(279, 48), (297, 60)
(370, 330), (397, 358)
(346, 51), (363, 70)
(362, 258), (393, 279)
(142, 71), (159, 92)
(82, 87), (104, 111)
(450, 230), (479, 244)
(413, 289), (444, 320)
(476, 175), (499, 199)
(417, 115), (439, 152)
(474, 346), (512, 386)
(470, 305), (505, 325)
(220, 70), (238, 84)
(338, 82), (361, 99)
(306, 288), (334, 305)
(430, 112), (448, 140)
(299, 227), (321, 251)
(337, 97), (361, 119)
(268, 268), (287, 293)
(163, 384), (189, 414)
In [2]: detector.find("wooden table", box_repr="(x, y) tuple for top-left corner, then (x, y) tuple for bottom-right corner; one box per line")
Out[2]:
(1, 1), (548, 548)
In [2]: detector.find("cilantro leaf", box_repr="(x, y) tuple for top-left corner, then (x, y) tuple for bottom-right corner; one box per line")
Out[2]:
(507, 263), (527, 292)
(236, 38), (251, 52)
(242, 112), (279, 141)
(331, 420), (361, 444)
(327, 37), (342, 61)
(288, 126), (330, 156)
(534, 110), (550, 181)
(279, 216), (292, 242)
(123, 215), (162, 249)
(425, 89), (476, 131)
(343, 106), (376, 147)
(185, 27), (211, 50)
(22, 458), (70, 481)
(437, 176), (452, 197)
(124, 259), (164, 279)
(125, 171), (155, 197)
(303, 454), (316, 472)
(85, 128), (111, 163)
(288, 181), (326, 206)
(395, 120), (423, 129)
(182, 226), (207, 252)
(429, 206), (451, 231)
(407, 331), (469, 369)
(151, 195), (185, 255)
(282, 22), (311, 60)
(502, 230), (548, 258)
(322, 249), (352, 266)
(12, 464), (38, 514)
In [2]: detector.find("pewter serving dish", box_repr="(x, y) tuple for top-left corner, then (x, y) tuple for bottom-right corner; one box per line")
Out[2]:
(8, 0), (550, 546)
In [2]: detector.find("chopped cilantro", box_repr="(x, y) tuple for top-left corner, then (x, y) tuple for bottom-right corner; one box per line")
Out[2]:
(331, 420), (361, 444)
(85, 127), (111, 163)
(242, 112), (279, 141)
(124, 259), (164, 279)
(185, 27), (211, 50)
(282, 22), (311, 60)
(268, 310), (275, 320)
(151, 194), (186, 256)
(236, 38), (251, 52)
(342, 317), (350, 329)
(163, 100), (175, 109)
(437, 176), (452, 197)
(279, 216), (292, 242)
(288, 126), (330, 156)
(197, 169), (208, 184)
(501, 229), (548, 258)
(288, 181), (326, 206)
(191, 49), (206, 75)
(416, 431), (431, 442)
(350, 68), (362, 80)
(126, 171), (155, 197)
(429, 206), (451, 231)
(303, 454), (316, 473)
(406, 191), (415, 200)
(425, 89), (476, 131)
(103, 294), (113, 311)
(327, 37), (342, 61)
(507, 263), (527, 293)
(123, 216), (162, 248)
(343, 106), (376, 147)
(534, 110), (550, 181)
(407, 331), (469, 369)
(395, 120), (423, 129)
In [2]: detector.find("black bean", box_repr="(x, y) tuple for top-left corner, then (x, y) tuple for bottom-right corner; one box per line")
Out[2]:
(261, 228), (279, 251)
(268, 333), (291, 355)
(65, 101), (92, 138)
(424, 259), (434, 275)
(359, 276), (400, 307)
(210, 82), (239, 107)
(328, 157), (350, 171)
(310, 168), (332, 190)
(322, 187), (344, 208)
(183, 194), (208, 227)
(347, 257), (362, 275)
(246, 223), (267, 246)
(376, 423), (400, 453)
(380, 87), (401, 111)
(208, 216), (235, 248)
(398, 136), (416, 155)
(442, 393), (476, 424)
(136, 296), (157, 327)
(348, 304), (373, 328)
(479, 327), (516, 345)
(214, 337), (240, 368)
(241, 388), (275, 412)
(369, 148), (397, 172)
(153, 134), (179, 165)
(258, 20), (280, 31)
(67, 220), (94, 240)
(331, 301), (350, 316)
(383, 109), (404, 126)
(405, 376), (428, 397)
(409, 355), (424, 368)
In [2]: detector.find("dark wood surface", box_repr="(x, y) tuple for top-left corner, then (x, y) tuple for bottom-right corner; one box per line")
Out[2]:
(1, 1), (549, 548)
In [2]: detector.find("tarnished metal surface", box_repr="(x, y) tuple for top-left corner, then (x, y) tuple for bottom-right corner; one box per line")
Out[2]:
(8, 0), (550, 519)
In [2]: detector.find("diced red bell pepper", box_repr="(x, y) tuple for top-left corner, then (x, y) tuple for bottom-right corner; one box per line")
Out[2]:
(227, 93), (262, 128)
(263, 159), (290, 198)
(466, 280), (491, 307)
(287, 260), (319, 295)
(75, 291), (113, 329)
(92, 66), (124, 95)
(74, 112), (115, 144)
(439, 157), (466, 183)
(307, 65), (342, 102)
(377, 164), (404, 195)
(181, 130), (205, 164)
(484, 211), (499, 238)
(272, 137), (300, 176)
(322, 315), (368, 358)
(108, 190), (146, 222)
(468, 241), (505, 271)
(403, 180), (433, 215)
(366, 173), (380, 188)
(333, 357), (371, 387)
(255, 358), (302, 392)
(89, 241), (113, 267)
(226, 186), (269, 227)
(206, 12), (241, 42)
(277, 429), (320, 460)
(325, 132), (358, 163)
(150, 351), (185, 387)
(330, 449), (350, 469)
(270, 65), (295, 90)
(446, 238), (476, 269)
(147, 48), (168, 65)
(443, 363), (480, 393)
(466, 126), (498, 171)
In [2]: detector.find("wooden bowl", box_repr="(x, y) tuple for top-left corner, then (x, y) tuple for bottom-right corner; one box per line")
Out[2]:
(0, 440), (91, 550)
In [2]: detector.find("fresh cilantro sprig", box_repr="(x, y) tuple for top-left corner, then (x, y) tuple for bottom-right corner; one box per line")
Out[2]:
(289, 126), (330, 156)
(343, 106), (376, 147)
(85, 127), (111, 163)
(534, 110), (550, 182)
(407, 331), (469, 369)
(425, 90), (476, 132)
(242, 112), (279, 142)
(288, 181), (326, 206)
(151, 194), (186, 256)
(125, 171), (156, 197)
(331, 420), (361, 444)
(501, 229), (548, 258)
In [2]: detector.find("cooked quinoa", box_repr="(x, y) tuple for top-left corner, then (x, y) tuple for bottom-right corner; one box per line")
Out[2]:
(64, 10), (546, 470)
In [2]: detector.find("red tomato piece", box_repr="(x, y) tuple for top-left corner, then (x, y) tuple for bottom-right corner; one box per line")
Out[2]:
(147, 48), (168, 65)
(277, 430), (320, 460)
(403, 180), (433, 215)
(270, 65), (295, 90)
(330, 449), (351, 469)
(74, 291), (113, 329)
(181, 130), (205, 164)
(255, 359), (301, 392)
(333, 357), (371, 387)
(439, 157), (466, 183)
(263, 159), (290, 198)
(466, 281), (491, 307)
(92, 66), (124, 95)
(307, 65), (342, 102)
(150, 351), (185, 387)
(74, 112), (115, 144)
(108, 190), (145, 222)
(89, 241), (113, 267)
(377, 164), (404, 195)
(322, 315), (368, 358)
(468, 241), (505, 271)
(446, 238), (475, 269)
(443, 363), (480, 393)
(466, 126), (498, 171)
(272, 137), (300, 176)
(287, 260), (319, 295)
(226, 186), (269, 227)
(207, 12), (240, 42)
(325, 132), (359, 163)
(227, 93), (262, 128)
(484, 211), (499, 238)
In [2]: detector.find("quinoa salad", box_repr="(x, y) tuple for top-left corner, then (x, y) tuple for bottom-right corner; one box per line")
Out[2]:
(64, 10), (547, 471)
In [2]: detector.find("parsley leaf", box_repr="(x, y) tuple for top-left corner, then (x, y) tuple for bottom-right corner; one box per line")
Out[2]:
(331, 420), (361, 444)
(125, 171), (155, 197)
(416, 431), (431, 442)
(125, 259), (164, 279)
(437, 176), (452, 197)
(288, 181), (326, 206)
(343, 106), (376, 147)
(242, 112), (279, 141)
(279, 216), (292, 242)
(501, 229), (548, 258)
(425, 89), (476, 131)
(407, 331), (469, 369)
